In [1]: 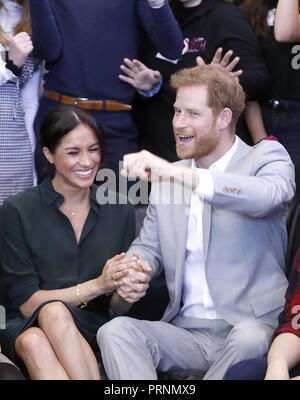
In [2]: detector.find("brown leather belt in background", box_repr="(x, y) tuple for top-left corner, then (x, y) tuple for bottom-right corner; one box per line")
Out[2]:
(44, 90), (132, 111)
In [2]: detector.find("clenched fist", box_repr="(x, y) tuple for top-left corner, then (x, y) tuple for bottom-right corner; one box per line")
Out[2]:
(8, 32), (33, 68)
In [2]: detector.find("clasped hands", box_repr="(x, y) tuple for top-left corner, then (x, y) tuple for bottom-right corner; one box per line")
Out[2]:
(99, 253), (152, 304)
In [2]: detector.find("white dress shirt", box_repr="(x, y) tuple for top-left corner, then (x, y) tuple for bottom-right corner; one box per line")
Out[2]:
(180, 136), (238, 319)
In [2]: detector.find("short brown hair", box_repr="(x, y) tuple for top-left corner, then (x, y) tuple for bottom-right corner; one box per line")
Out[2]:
(170, 64), (245, 132)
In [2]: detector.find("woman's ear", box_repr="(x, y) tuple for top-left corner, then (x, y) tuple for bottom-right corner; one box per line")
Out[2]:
(42, 147), (54, 165)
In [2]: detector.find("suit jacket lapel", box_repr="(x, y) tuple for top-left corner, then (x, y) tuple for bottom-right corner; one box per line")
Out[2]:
(224, 136), (251, 173)
(202, 138), (250, 263)
(171, 138), (250, 302)
(202, 137), (250, 266)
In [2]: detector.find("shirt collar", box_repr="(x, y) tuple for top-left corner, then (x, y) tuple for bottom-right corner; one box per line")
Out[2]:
(39, 175), (100, 215)
(192, 135), (238, 172)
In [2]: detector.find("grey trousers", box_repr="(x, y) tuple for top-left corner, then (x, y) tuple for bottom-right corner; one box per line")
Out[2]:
(97, 316), (274, 380)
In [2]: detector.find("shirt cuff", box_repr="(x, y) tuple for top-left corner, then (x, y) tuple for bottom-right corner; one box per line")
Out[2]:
(137, 75), (162, 98)
(194, 168), (214, 201)
(5, 59), (22, 77)
(148, 0), (165, 8)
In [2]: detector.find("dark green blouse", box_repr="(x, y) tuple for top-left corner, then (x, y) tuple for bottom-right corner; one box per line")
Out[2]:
(0, 176), (135, 315)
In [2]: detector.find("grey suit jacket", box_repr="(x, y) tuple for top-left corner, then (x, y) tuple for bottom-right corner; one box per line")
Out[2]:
(128, 138), (295, 329)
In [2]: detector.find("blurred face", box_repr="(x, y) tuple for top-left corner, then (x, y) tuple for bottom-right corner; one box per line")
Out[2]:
(173, 85), (220, 162)
(44, 123), (101, 190)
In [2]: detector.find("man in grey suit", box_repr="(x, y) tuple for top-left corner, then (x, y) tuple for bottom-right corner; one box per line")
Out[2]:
(97, 64), (295, 380)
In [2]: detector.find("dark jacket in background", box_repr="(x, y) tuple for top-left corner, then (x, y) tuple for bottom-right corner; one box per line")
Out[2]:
(135, 0), (271, 161)
(28, 0), (183, 181)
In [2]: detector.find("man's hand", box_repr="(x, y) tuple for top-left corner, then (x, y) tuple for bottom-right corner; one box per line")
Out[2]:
(121, 150), (173, 182)
(121, 150), (198, 190)
(196, 47), (243, 79)
(8, 32), (33, 67)
(119, 58), (161, 91)
(117, 258), (152, 304)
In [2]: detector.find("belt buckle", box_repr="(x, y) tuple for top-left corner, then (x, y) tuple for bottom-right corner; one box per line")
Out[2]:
(74, 97), (88, 105)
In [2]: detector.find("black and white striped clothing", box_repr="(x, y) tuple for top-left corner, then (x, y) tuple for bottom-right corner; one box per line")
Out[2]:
(0, 56), (39, 204)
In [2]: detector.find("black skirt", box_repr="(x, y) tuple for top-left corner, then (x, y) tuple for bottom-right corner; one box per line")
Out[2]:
(0, 300), (110, 365)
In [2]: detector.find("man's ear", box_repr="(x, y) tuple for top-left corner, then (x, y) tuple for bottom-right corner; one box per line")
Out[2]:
(42, 147), (54, 164)
(216, 108), (232, 130)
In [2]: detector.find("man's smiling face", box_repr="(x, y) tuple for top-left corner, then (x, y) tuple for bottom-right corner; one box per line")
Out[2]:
(173, 85), (220, 163)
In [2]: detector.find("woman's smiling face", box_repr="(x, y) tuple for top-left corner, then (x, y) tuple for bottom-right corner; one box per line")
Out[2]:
(44, 123), (101, 190)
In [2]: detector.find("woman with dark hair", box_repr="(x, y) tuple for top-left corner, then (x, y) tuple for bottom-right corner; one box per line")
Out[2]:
(0, 105), (150, 379)
(0, 0), (41, 204)
(28, 0), (183, 184)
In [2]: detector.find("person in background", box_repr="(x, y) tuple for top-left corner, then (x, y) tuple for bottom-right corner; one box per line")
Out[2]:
(28, 0), (183, 184)
(239, 0), (300, 166)
(275, 0), (300, 43)
(0, 105), (149, 380)
(124, 0), (270, 163)
(0, 0), (41, 205)
(225, 0), (243, 4)
(224, 247), (300, 380)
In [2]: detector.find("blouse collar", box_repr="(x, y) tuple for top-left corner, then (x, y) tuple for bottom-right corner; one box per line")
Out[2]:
(39, 175), (100, 215)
